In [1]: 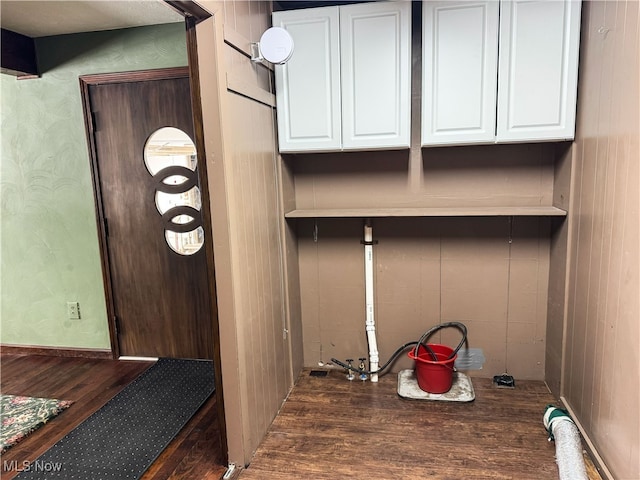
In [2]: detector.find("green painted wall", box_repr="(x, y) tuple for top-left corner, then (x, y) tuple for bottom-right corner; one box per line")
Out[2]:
(1, 24), (188, 349)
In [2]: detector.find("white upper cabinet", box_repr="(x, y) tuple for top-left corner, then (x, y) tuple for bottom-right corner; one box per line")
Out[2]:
(422, 1), (500, 146)
(496, 0), (582, 142)
(422, 0), (582, 147)
(273, 7), (342, 152)
(340, 2), (411, 150)
(273, 2), (411, 153)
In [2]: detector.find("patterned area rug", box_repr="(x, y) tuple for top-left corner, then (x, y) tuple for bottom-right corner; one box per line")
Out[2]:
(1, 394), (73, 453)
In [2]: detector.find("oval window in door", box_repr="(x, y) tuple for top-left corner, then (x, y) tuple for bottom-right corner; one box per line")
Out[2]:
(144, 127), (204, 255)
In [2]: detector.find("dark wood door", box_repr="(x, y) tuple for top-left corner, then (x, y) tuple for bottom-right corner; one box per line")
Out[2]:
(88, 73), (213, 359)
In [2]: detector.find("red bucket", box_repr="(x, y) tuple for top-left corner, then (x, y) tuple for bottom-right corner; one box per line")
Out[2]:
(408, 344), (456, 394)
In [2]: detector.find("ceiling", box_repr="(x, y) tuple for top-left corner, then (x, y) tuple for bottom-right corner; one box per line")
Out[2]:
(0, 0), (184, 38)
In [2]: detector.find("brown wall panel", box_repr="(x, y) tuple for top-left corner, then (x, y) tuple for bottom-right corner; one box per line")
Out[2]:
(556, 1), (640, 478)
(297, 217), (550, 380)
(546, 143), (574, 397)
(196, 0), (299, 467)
(220, 83), (292, 467)
(291, 143), (556, 210)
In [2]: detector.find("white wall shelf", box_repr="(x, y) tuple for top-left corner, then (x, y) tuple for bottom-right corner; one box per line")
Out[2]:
(285, 206), (567, 218)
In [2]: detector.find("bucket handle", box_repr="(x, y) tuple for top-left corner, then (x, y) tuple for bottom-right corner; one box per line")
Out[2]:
(413, 322), (468, 361)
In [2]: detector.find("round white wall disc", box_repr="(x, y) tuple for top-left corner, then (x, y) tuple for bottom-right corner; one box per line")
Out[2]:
(259, 27), (294, 64)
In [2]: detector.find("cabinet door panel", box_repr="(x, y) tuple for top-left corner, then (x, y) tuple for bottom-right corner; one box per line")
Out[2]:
(340, 1), (411, 150)
(273, 7), (342, 152)
(496, 0), (582, 142)
(422, 1), (500, 146)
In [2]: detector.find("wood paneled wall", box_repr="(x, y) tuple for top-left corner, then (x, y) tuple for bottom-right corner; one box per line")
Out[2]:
(545, 143), (573, 396)
(194, 0), (301, 467)
(292, 143), (556, 209)
(297, 216), (551, 380)
(554, 2), (639, 478)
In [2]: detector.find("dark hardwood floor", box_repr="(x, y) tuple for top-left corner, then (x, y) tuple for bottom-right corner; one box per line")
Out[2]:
(239, 369), (603, 480)
(1, 355), (602, 479)
(0, 354), (226, 480)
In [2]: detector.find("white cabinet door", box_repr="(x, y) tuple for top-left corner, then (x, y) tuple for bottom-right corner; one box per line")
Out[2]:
(273, 7), (342, 152)
(340, 1), (411, 150)
(422, 1), (500, 146)
(496, 0), (582, 142)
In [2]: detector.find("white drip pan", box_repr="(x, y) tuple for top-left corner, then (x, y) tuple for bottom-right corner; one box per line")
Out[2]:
(397, 369), (475, 402)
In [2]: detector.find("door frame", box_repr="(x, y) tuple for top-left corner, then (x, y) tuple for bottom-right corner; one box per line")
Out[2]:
(79, 0), (229, 464)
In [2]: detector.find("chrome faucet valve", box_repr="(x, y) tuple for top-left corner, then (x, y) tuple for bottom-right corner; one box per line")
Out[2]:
(345, 359), (355, 381)
(358, 357), (368, 381)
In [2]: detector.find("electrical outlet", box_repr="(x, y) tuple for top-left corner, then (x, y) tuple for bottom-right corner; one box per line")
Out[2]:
(67, 301), (81, 319)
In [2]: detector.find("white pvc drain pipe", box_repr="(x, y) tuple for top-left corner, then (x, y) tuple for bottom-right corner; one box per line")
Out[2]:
(364, 221), (379, 382)
(543, 405), (588, 480)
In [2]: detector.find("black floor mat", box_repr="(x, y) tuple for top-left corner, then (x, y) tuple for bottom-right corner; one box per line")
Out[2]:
(16, 358), (215, 479)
